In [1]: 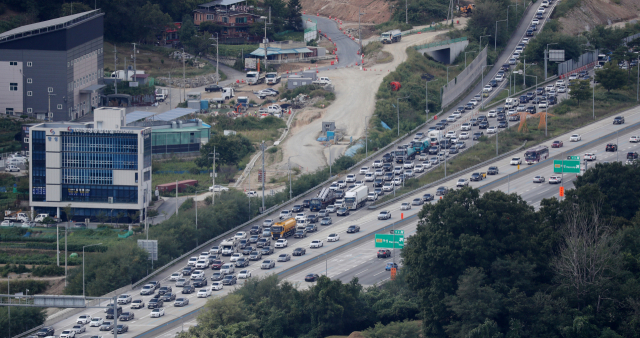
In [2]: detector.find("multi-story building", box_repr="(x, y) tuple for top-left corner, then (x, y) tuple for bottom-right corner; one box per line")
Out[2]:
(29, 107), (152, 223)
(0, 10), (105, 121)
(193, 0), (261, 43)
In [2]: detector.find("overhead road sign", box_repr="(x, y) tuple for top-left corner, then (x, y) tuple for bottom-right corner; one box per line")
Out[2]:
(375, 234), (404, 248)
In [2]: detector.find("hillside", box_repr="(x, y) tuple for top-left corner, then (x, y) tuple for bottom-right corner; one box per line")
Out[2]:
(300, 0), (393, 23)
(557, 0), (640, 35)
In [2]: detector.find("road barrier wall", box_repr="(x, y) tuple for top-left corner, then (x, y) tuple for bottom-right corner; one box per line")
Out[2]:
(441, 46), (488, 108)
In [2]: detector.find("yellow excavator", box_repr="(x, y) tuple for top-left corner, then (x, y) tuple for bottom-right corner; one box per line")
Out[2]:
(459, 4), (475, 17)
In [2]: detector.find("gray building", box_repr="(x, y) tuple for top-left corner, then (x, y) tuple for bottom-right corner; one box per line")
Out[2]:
(0, 10), (105, 121)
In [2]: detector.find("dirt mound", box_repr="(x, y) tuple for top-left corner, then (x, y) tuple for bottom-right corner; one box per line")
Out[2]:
(348, 332), (366, 338)
(558, 0), (639, 35)
(291, 109), (324, 128)
(301, 0), (392, 24)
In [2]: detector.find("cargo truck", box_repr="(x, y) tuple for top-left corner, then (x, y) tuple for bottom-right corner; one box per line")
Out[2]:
(271, 218), (297, 239)
(381, 30), (402, 44)
(4, 210), (29, 222)
(220, 238), (238, 256)
(345, 186), (369, 210)
(265, 72), (281, 85)
(310, 188), (336, 211)
(428, 130), (444, 146)
(111, 70), (145, 81)
(246, 71), (265, 85)
(155, 88), (168, 102)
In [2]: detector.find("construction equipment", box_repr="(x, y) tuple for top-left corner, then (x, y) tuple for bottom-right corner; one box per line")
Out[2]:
(459, 4), (475, 17)
(390, 81), (401, 91)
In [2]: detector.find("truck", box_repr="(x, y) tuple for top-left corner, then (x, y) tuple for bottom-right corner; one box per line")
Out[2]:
(312, 77), (332, 85)
(265, 72), (281, 85)
(220, 238), (238, 256)
(345, 185), (369, 210)
(381, 30), (402, 44)
(111, 70), (145, 81)
(271, 218), (297, 239)
(310, 188), (336, 211)
(505, 97), (519, 109)
(428, 130), (444, 146)
(258, 104), (283, 116)
(155, 88), (168, 102)
(4, 210), (29, 222)
(246, 71), (265, 85)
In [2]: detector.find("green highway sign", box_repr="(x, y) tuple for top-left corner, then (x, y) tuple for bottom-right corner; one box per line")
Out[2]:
(569, 156), (581, 160)
(393, 230), (404, 235)
(554, 160), (580, 174)
(375, 234), (405, 249)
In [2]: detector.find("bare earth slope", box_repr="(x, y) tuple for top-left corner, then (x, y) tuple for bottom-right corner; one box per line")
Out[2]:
(559, 0), (640, 35)
(300, 0), (392, 24)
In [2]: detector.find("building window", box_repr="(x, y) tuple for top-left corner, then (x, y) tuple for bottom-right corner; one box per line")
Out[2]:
(10, 83), (18, 91)
(6, 108), (14, 115)
(144, 171), (150, 181)
(135, 172), (138, 183)
(223, 17), (228, 23)
(57, 104), (62, 110)
(10, 61), (17, 66)
(24, 138), (29, 143)
(27, 108), (32, 113)
(236, 17), (247, 23)
(48, 87), (53, 93)
(27, 78), (32, 84)
(27, 62), (32, 67)
(27, 91), (32, 96)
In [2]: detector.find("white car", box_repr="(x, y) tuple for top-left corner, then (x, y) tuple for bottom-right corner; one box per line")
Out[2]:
(220, 264), (235, 274)
(383, 182), (394, 192)
(238, 270), (252, 279)
(537, 6), (545, 13)
(545, 84), (554, 92)
(5, 165), (20, 172)
(447, 115), (457, 122)
(538, 101), (548, 109)
(510, 157), (522, 165)
(209, 185), (229, 192)
(346, 174), (356, 182)
(275, 239), (288, 248)
(368, 192), (378, 201)
(557, 86), (566, 93)
(310, 240), (324, 248)
(211, 281), (224, 290)
(197, 288), (212, 298)
(191, 270), (205, 279)
(279, 210), (291, 219)
(483, 85), (493, 92)
(414, 132), (424, 140)
(359, 167), (370, 175)
(195, 260), (208, 269)
(198, 251), (211, 260)
(403, 161), (414, 169)
(513, 52), (520, 59)
(495, 74), (504, 81)
(459, 132), (470, 140)
(188, 257), (198, 266)
(151, 308), (165, 317)
(532, 18), (540, 25)
(418, 153), (429, 161)
(327, 233), (340, 242)
(400, 202), (411, 210)
(452, 111), (462, 118)
(77, 315), (91, 324)
(374, 169), (384, 176)
(295, 213), (306, 221)
(422, 161), (432, 169)
(373, 160), (383, 167)
(630, 136), (640, 143)
(393, 177), (403, 185)
(90, 317), (103, 327)
(549, 176), (562, 184)
(487, 126), (497, 134)
(570, 134), (582, 142)
(414, 164), (424, 173)
(71, 325), (85, 334)
(116, 294), (131, 305)
(378, 210), (391, 220)
(169, 272), (183, 281)
(230, 253), (244, 262)
(446, 130), (457, 138)
(470, 99), (479, 106)
(487, 110), (497, 117)
(60, 330), (76, 338)
(522, 37), (529, 44)
(364, 173), (374, 182)
(569, 73), (578, 80)
(234, 231), (247, 239)
(584, 153), (597, 161)
(556, 79), (565, 87)
(461, 123), (471, 131)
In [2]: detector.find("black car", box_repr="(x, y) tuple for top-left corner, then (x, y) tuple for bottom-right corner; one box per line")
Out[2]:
(498, 121), (508, 128)
(257, 238), (270, 248)
(305, 224), (318, 233)
(548, 96), (557, 105)
(162, 292), (177, 302)
(302, 200), (310, 208)
(182, 266), (194, 276)
(487, 166), (499, 175)
(496, 114), (506, 122)
(373, 178), (384, 187)
(479, 121), (489, 129)
(238, 239), (248, 249)
(526, 92), (535, 100)
(384, 173), (394, 181)
(428, 146), (439, 155)
(526, 106), (536, 114)
(148, 298), (164, 309)
(377, 249), (391, 258)
(477, 115), (487, 122)
(307, 214), (318, 223)
(248, 235), (259, 243)
(112, 324), (129, 334)
(119, 312), (135, 321)
(449, 148), (459, 154)
(294, 229), (307, 238)
(347, 225), (360, 233)
(36, 327), (54, 337)
(470, 118), (479, 126)
(192, 278), (207, 287)
(157, 286), (172, 295)
(489, 79), (498, 87)
(222, 275), (237, 285)
(382, 163), (392, 172)
(337, 208), (350, 216)
(305, 274), (320, 282)
(536, 87), (545, 95)
(241, 246), (255, 255)
(613, 116), (625, 124)
(473, 132), (484, 140)
(292, 204), (303, 212)
(382, 153), (393, 162)
(435, 186), (449, 196)
(470, 173), (484, 181)
(606, 143), (618, 152)
(205, 84), (223, 92)
(422, 193), (434, 201)
(249, 225), (262, 235)
(261, 246), (274, 255)
(210, 272), (224, 281)
(293, 247), (306, 256)
(465, 103), (474, 110)
(106, 306), (123, 319)
(182, 285), (195, 294)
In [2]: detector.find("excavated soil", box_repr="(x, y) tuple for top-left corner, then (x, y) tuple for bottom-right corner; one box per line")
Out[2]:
(558, 0), (640, 35)
(301, 0), (393, 24)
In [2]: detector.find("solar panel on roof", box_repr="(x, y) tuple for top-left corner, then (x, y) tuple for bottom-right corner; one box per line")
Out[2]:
(125, 111), (156, 125)
(153, 108), (198, 121)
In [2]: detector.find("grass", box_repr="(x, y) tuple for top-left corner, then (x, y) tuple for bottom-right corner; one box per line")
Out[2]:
(152, 159), (212, 190)
(237, 128), (282, 143)
(376, 87), (638, 204)
(274, 31), (304, 42)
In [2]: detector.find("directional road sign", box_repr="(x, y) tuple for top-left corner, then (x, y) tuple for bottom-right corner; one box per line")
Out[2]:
(375, 234), (404, 248)
(569, 156), (580, 160)
(393, 230), (404, 235)
(553, 160), (580, 174)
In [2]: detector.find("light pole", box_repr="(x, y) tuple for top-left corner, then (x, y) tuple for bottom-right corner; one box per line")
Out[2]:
(544, 43), (558, 80)
(396, 95), (410, 136)
(210, 33), (220, 85)
(288, 156), (299, 200)
(181, 48), (186, 103)
(446, 65), (454, 83)
(83, 243), (102, 298)
(365, 116), (369, 157)
(495, 20), (507, 50)
(464, 50), (478, 68)
(479, 35), (491, 48)
(208, 149), (219, 206)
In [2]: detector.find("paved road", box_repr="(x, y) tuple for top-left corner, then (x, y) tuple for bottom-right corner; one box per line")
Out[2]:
(302, 15), (361, 68)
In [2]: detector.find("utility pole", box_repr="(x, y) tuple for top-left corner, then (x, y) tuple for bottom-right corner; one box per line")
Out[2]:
(175, 180), (178, 216)
(261, 141), (265, 211)
(65, 222), (67, 286)
(113, 45), (118, 94)
(209, 148), (219, 206)
(263, 7), (272, 72)
(544, 49), (548, 80)
(210, 34), (220, 84)
(169, 72), (172, 108)
(132, 43), (137, 84)
(182, 48), (186, 103)
(57, 226), (59, 266)
(358, 7), (364, 53)
(405, 0), (408, 24)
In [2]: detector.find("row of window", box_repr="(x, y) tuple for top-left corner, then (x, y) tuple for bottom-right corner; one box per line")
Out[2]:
(62, 169), (114, 185)
(62, 184), (138, 204)
(8, 61), (32, 67)
(62, 152), (138, 170)
(67, 49), (103, 68)
(70, 72), (98, 91)
(61, 134), (138, 153)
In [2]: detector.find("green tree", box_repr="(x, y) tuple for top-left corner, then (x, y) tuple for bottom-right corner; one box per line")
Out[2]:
(179, 14), (197, 45)
(286, 0), (302, 30)
(199, 21), (223, 35)
(574, 162), (640, 219)
(568, 80), (591, 106)
(0, 306), (47, 338)
(139, 2), (173, 44)
(595, 63), (627, 92)
(61, 2), (92, 16)
(195, 134), (254, 168)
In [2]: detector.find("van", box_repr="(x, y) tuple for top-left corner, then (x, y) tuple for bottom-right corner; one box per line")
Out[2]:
(296, 218), (307, 228)
(505, 98), (519, 109)
(106, 306), (123, 319)
(34, 214), (50, 222)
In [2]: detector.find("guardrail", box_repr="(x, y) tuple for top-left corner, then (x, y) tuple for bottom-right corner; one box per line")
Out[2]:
(480, 75), (559, 111)
(368, 140), (528, 210)
(413, 37), (468, 51)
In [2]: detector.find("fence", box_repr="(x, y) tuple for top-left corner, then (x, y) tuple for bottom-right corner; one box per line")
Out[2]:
(623, 32), (640, 45)
(558, 49), (599, 77)
(303, 19), (318, 42)
(441, 46), (488, 108)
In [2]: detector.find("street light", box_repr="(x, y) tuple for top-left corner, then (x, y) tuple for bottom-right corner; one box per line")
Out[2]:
(83, 243), (103, 298)
(464, 50), (478, 68)
(365, 116), (369, 157)
(210, 33), (220, 85)
(480, 35), (491, 48)
(396, 95), (410, 136)
(208, 149), (220, 206)
(288, 156), (299, 200)
(545, 43), (558, 80)
(446, 65), (454, 83)
(495, 20), (507, 50)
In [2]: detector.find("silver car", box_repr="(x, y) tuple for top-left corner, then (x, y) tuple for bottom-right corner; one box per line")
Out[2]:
(533, 175), (545, 183)
(261, 260), (276, 269)
(277, 253), (291, 262)
(174, 298), (189, 307)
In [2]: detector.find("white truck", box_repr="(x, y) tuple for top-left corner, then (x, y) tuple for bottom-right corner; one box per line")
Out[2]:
(246, 71), (265, 85)
(265, 72), (281, 85)
(505, 97), (519, 109)
(258, 104), (283, 116)
(344, 185), (369, 210)
(381, 29), (402, 44)
(4, 211), (29, 222)
(155, 88), (168, 102)
(427, 130), (444, 146)
(111, 70), (145, 81)
(220, 238), (237, 256)
(312, 77), (332, 85)
(210, 88), (235, 105)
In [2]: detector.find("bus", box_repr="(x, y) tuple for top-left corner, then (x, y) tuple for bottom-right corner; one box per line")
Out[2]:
(524, 145), (549, 164)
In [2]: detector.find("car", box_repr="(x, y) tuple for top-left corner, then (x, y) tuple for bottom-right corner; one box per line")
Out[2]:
(71, 325), (86, 334)
(400, 202), (411, 210)
(305, 223), (318, 233)
(210, 259), (225, 270)
(223, 275), (237, 285)
(305, 273), (320, 282)
(457, 178), (469, 187)
(220, 263), (235, 274)
(249, 224), (263, 235)
(469, 172), (484, 181)
(60, 330), (76, 338)
(326, 204), (338, 213)
(208, 281), (223, 291)
(385, 262), (399, 271)
(190, 270), (204, 280)
(510, 157), (522, 165)
(404, 160), (414, 169)
(420, 193), (433, 202)
(140, 284), (155, 295)
(486, 166), (499, 175)
(606, 143), (618, 152)
(383, 182), (395, 192)
(197, 288), (212, 298)
(257, 238), (271, 248)
(327, 233), (340, 242)
(276, 253), (291, 262)
(310, 240), (324, 248)
(147, 298), (164, 309)
(347, 225), (360, 233)
(584, 153), (597, 161)
(130, 299), (145, 309)
(210, 272), (224, 281)
(345, 174), (356, 183)
(613, 116), (625, 124)
(274, 239), (288, 248)
(294, 229), (307, 238)
(393, 177), (403, 186)
(76, 314), (91, 324)
(473, 132), (484, 140)
(205, 84), (223, 92)
(533, 175), (545, 183)
(99, 321), (114, 331)
(549, 176), (562, 184)
(279, 210), (291, 219)
(90, 317), (104, 326)
(436, 186), (449, 196)
(378, 210), (391, 220)
(182, 285), (195, 294)
(262, 219), (275, 228)
(174, 297), (190, 307)
(336, 207), (350, 216)
(570, 134), (582, 142)
(188, 257), (198, 266)
(320, 217), (333, 225)
(367, 192), (379, 201)
(169, 272), (183, 281)
(118, 312), (134, 321)
(552, 140), (563, 148)
(294, 212), (306, 221)
(195, 260), (208, 269)
(192, 278), (207, 287)
(36, 327), (55, 336)
(261, 246), (274, 255)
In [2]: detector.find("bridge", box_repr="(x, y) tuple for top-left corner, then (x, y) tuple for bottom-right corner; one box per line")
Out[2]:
(414, 37), (469, 64)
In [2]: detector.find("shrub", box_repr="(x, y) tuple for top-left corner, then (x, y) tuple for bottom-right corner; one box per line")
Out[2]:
(267, 147), (278, 154)
(31, 265), (65, 277)
(180, 197), (194, 211)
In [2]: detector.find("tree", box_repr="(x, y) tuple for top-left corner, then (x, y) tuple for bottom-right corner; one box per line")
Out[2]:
(199, 21), (223, 35)
(195, 134), (254, 168)
(179, 14), (196, 45)
(138, 2), (173, 44)
(286, 0), (302, 30)
(595, 63), (627, 92)
(568, 80), (591, 106)
(61, 2), (92, 16)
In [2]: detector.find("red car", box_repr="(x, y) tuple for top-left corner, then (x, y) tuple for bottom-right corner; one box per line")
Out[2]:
(551, 140), (563, 148)
(210, 260), (224, 270)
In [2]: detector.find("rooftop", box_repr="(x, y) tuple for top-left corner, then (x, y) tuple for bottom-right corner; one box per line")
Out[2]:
(250, 47), (313, 57)
(0, 10), (101, 42)
(198, 0), (247, 8)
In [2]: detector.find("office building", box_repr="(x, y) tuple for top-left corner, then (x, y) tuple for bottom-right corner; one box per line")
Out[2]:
(0, 10), (105, 121)
(29, 107), (152, 222)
